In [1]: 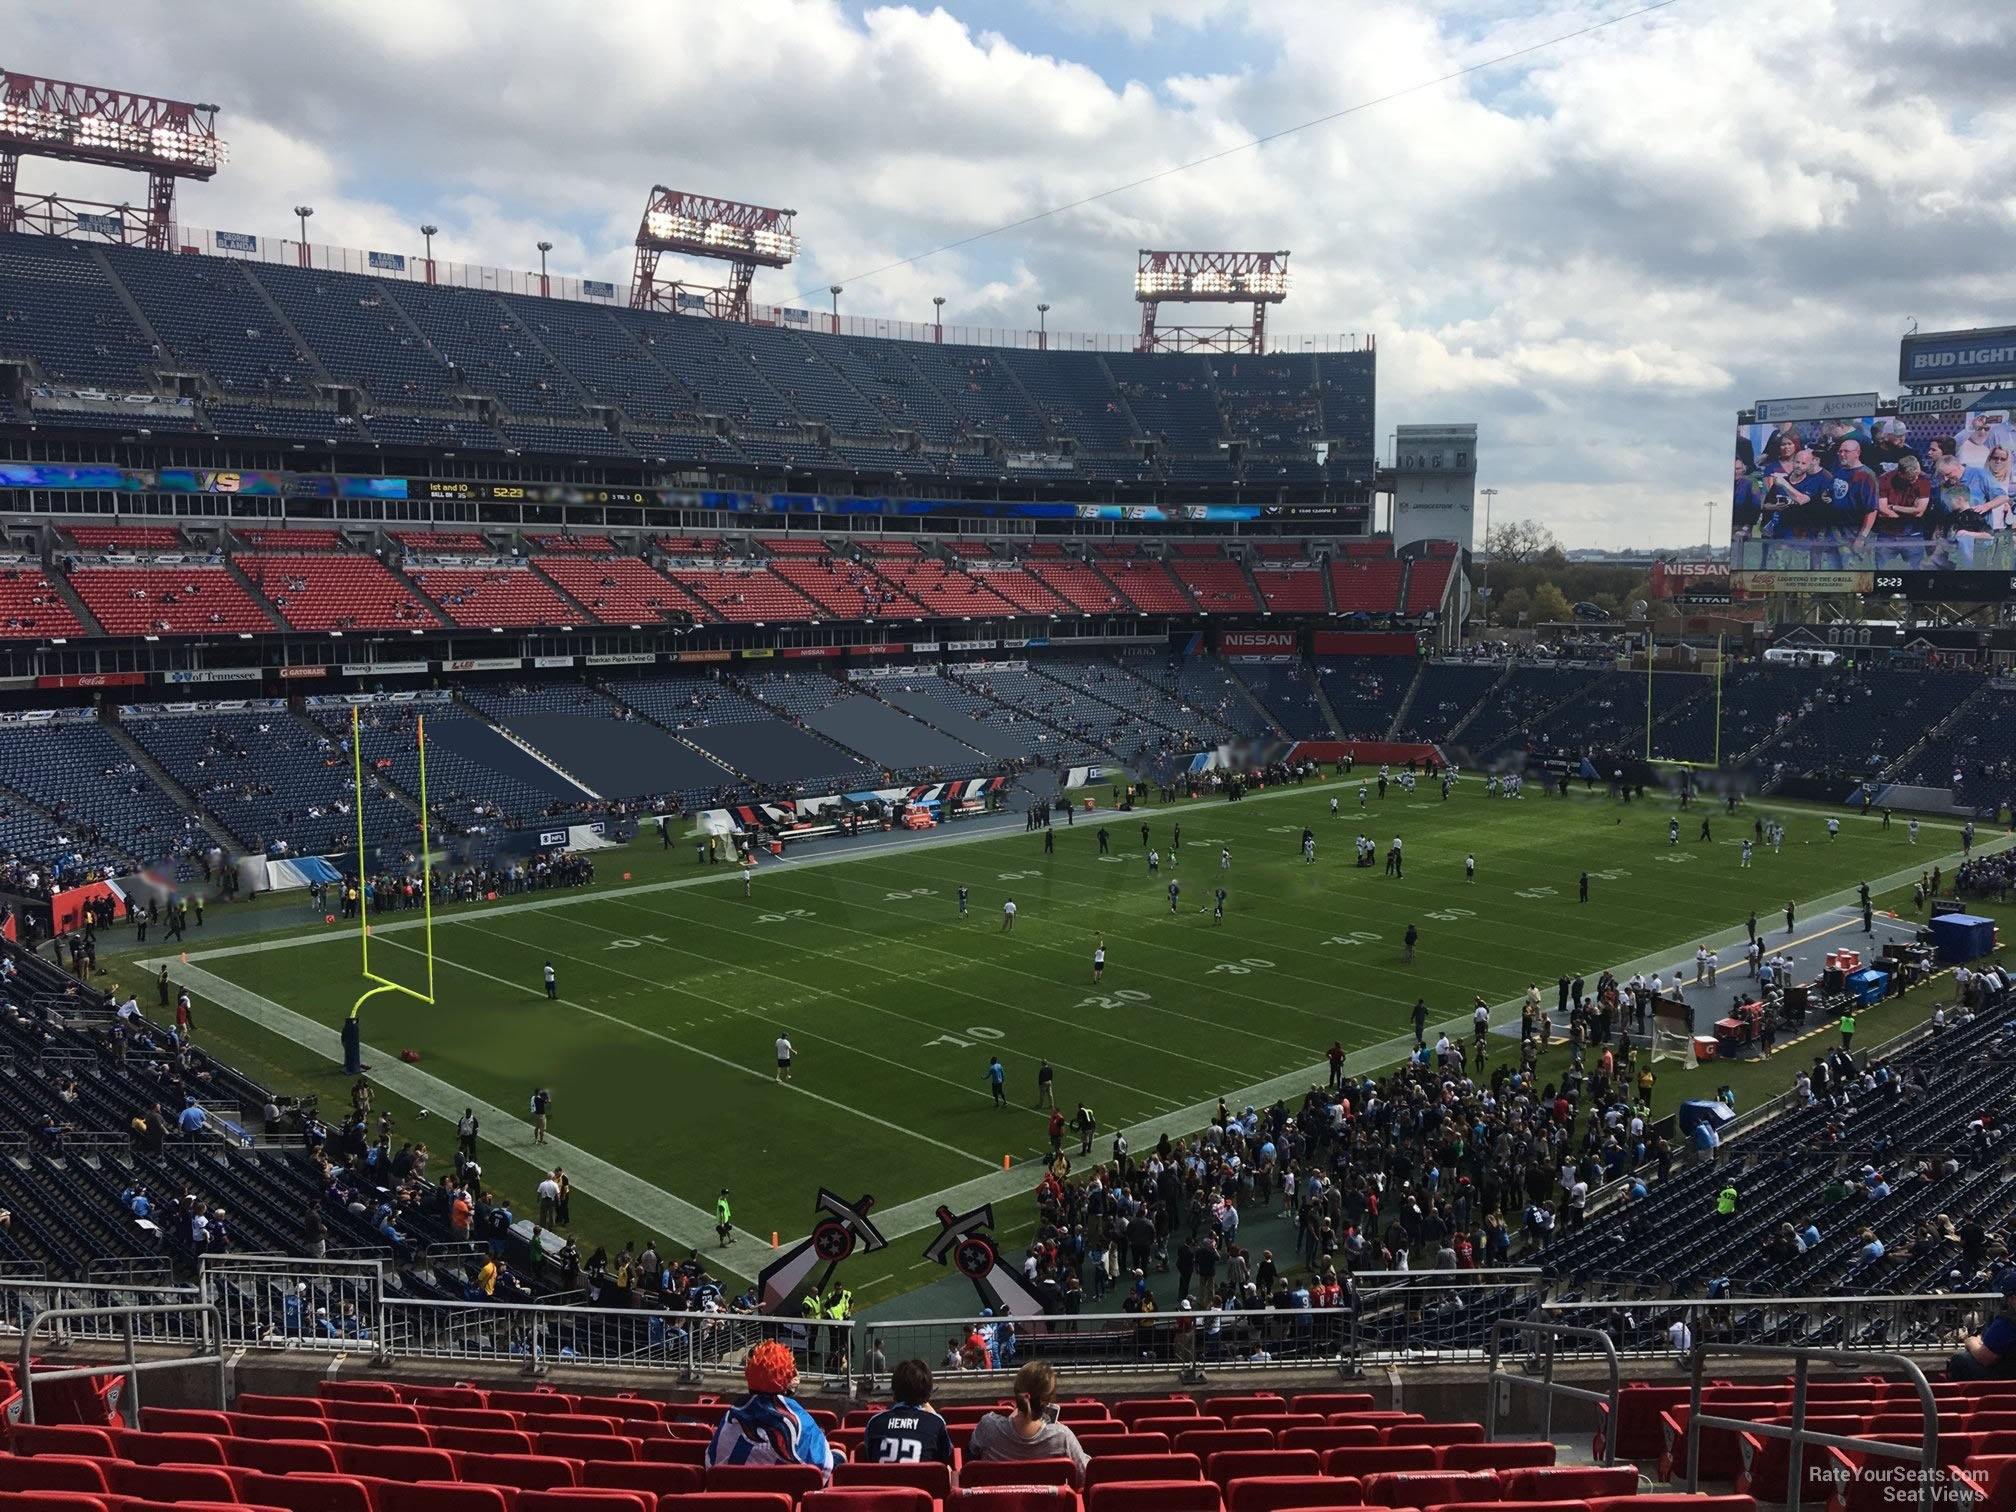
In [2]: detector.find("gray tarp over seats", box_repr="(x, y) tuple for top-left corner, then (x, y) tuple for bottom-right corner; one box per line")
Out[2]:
(804, 696), (990, 773)
(479, 713), (729, 799)
(683, 720), (871, 789)
(421, 715), (598, 798)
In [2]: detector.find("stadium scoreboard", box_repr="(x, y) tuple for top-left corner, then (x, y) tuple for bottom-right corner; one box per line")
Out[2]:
(1870, 570), (2016, 600)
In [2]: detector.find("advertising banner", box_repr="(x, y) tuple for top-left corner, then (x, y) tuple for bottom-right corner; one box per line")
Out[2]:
(1651, 560), (1732, 599)
(163, 667), (262, 684)
(278, 665), (329, 680)
(675, 648), (733, 663)
(1900, 327), (2016, 387)
(582, 279), (616, 299)
(738, 647), (776, 660)
(532, 655), (576, 668)
(37, 672), (145, 689)
(1753, 394), (1881, 423)
(1220, 630), (1300, 657)
(340, 659), (428, 676)
(1731, 571), (1875, 594)
(783, 646), (841, 659)
(1311, 631), (1421, 656)
(585, 652), (657, 666)
(443, 657), (522, 673)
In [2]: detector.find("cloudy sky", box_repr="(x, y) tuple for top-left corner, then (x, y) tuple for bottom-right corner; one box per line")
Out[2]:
(9, 0), (2014, 548)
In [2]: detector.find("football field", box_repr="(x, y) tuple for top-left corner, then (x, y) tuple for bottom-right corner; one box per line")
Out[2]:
(143, 779), (1999, 1297)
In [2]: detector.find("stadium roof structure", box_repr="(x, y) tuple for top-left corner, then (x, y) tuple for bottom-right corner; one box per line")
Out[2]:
(629, 186), (797, 323)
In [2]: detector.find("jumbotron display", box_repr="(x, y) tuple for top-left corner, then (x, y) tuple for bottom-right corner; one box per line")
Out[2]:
(1732, 397), (2016, 574)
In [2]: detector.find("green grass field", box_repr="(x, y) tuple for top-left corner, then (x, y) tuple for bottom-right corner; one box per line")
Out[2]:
(103, 780), (2008, 1304)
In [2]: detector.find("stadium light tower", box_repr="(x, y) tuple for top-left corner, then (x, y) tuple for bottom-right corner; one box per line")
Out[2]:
(1134, 249), (1289, 355)
(420, 223), (438, 284)
(293, 204), (313, 267)
(628, 185), (797, 322)
(933, 295), (945, 344)
(0, 67), (226, 250)
(537, 238), (553, 297)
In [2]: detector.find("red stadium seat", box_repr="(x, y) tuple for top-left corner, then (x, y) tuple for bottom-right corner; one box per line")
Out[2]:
(1223, 1477), (1366, 1512)
(667, 1423), (717, 1443)
(1289, 1398), (1376, 1418)
(1087, 1482), (1222, 1512)
(100, 1465), (237, 1502)
(1322, 1451), (1438, 1479)
(803, 1488), (938, 1512)
(238, 1397), (326, 1419)
(832, 1463), (954, 1500)
(317, 1384), (399, 1404)
(659, 1494), (798, 1512)
(1083, 1456), (1204, 1489)
(643, 1440), (709, 1467)
(230, 1417), (331, 1442)
(518, 1492), (656, 1512)
(456, 1453), (584, 1492)
(1232, 1420), (1324, 1441)
(1207, 1452), (1321, 1490)
(1208, 1402), (1288, 1426)
(1499, 1468), (1636, 1502)
(578, 1397), (664, 1424)
(537, 1434), (641, 1463)
(1281, 1430), (1380, 1454)
(328, 1422), (432, 1448)
(1175, 1433), (1273, 1461)
(136, 1409), (232, 1437)
(1595, 1386), (1691, 1464)
(706, 1465), (830, 1500)
(1078, 1435), (1169, 1459)
(1428, 1501), (1589, 1512)
(1437, 1446), (1555, 1473)
(526, 1415), (621, 1437)
(1382, 1427), (1484, 1450)
(332, 1445), (458, 1482)
(488, 1391), (578, 1415)
(1114, 1403), (1198, 1428)
(418, 1408), (520, 1431)
(0, 1493), (112, 1512)
(6, 1426), (120, 1459)
(1139, 1420), (1224, 1441)
(583, 1461), (707, 1496)
(950, 1491), (1081, 1512)
(0, 1461), (109, 1494)
(1061, 1406), (1117, 1426)
(378, 1484), (513, 1512)
(217, 1441), (340, 1476)
(961, 1461), (1079, 1488)
(322, 1402), (421, 1426)
(1357, 1473), (1503, 1510)
(1585, 1499), (1755, 1512)
(118, 1433), (230, 1467)
(225, 1474), (376, 1512)
(402, 1387), (487, 1410)
(429, 1427), (535, 1455)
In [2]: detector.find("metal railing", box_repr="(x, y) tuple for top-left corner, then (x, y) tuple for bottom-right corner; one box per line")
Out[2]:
(1683, 1344), (1940, 1512)
(1542, 1292), (1987, 1359)
(15, 1299), (225, 1425)
(198, 1254), (387, 1350)
(1485, 1318), (1621, 1463)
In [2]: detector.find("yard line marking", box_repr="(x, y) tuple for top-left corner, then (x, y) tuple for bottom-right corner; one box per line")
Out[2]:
(375, 934), (999, 1171)
(152, 959), (769, 1253)
(460, 914), (1171, 1113)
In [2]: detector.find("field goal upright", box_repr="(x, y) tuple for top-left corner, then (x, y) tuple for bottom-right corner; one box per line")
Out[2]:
(348, 704), (436, 1024)
(1643, 631), (1727, 774)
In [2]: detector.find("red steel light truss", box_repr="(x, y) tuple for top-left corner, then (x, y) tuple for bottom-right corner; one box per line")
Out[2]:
(629, 187), (797, 322)
(1134, 248), (1290, 355)
(0, 68), (225, 251)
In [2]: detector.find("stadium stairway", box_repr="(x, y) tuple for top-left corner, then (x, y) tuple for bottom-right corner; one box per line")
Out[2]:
(219, 556), (291, 634)
(44, 566), (105, 637)
(1876, 677), (1998, 786)
(525, 561), (598, 625)
(234, 258), (341, 387)
(85, 243), (170, 372)
(103, 712), (246, 854)
(1429, 663), (1517, 745)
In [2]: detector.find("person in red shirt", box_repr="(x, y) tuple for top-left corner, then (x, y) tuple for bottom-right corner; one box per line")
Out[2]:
(1867, 452), (1933, 549)
(1047, 1108), (1065, 1158)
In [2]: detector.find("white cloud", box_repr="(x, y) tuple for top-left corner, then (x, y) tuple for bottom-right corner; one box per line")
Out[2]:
(2, 0), (2010, 548)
